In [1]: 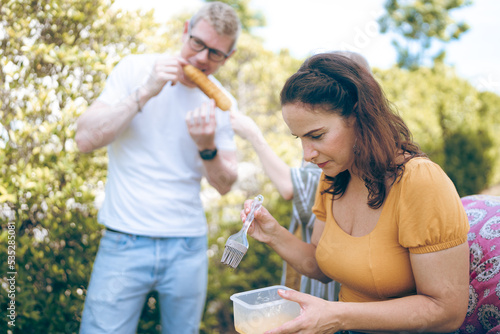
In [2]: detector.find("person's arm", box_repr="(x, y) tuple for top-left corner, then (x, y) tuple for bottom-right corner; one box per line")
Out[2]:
(200, 150), (237, 195)
(268, 242), (469, 334)
(243, 202), (331, 282)
(243, 198), (469, 333)
(230, 110), (293, 200)
(186, 100), (237, 195)
(75, 96), (140, 153)
(75, 55), (189, 153)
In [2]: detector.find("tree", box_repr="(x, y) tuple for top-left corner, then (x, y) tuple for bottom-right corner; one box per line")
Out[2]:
(0, 0), (158, 332)
(376, 63), (499, 195)
(378, 0), (471, 70)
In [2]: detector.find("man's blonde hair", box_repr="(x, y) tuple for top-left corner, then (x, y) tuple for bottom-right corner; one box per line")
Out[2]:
(190, 1), (241, 49)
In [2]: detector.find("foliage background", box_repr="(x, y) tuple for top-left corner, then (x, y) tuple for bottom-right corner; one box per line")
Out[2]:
(1, 0), (499, 333)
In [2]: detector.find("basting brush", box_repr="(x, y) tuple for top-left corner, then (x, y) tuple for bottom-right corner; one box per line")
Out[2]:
(221, 195), (264, 269)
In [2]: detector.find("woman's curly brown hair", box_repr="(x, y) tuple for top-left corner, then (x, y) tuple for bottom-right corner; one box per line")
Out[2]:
(280, 53), (426, 209)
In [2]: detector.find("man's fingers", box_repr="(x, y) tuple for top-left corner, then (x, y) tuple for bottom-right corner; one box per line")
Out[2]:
(205, 102), (210, 123)
(186, 101), (217, 129)
(193, 107), (201, 124)
(185, 110), (196, 126)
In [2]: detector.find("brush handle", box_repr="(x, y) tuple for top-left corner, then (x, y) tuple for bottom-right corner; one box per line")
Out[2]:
(242, 194), (264, 232)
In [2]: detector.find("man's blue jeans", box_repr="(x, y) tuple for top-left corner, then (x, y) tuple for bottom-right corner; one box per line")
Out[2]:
(80, 229), (208, 334)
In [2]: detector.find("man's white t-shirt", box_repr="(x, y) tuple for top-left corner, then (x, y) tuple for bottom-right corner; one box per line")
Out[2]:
(96, 54), (236, 237)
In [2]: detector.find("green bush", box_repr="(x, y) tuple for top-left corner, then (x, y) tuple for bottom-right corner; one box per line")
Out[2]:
(443, 128), (495, 196)
(0, 0), (156, 332)
(376, 65), (500, 194)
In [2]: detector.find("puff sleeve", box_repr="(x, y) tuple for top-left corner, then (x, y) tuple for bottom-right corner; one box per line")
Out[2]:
(396, 159), (469, 254)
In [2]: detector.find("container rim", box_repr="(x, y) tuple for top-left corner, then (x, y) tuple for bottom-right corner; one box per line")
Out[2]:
(229, 285), (293, 309)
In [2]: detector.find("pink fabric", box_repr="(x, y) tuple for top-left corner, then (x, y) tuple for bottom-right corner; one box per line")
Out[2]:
(460, 195), (500, 333)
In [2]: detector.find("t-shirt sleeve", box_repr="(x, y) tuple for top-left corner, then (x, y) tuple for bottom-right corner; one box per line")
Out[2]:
(397, 159), (469, 254)
(98, 55), (139, 105)
(312, 173), (328, 222)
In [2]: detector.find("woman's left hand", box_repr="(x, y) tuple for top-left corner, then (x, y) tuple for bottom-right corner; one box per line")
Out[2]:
(264, 289), (340, 334)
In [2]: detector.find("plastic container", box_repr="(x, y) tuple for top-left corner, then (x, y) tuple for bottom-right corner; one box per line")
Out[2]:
(230, 285), (301, 334)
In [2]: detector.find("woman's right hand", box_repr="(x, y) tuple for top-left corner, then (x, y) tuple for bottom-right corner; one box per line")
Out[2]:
(240, 200), (281, 245)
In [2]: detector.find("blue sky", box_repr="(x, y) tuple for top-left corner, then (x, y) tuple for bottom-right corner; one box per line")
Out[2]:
(116, 0), (500, 94)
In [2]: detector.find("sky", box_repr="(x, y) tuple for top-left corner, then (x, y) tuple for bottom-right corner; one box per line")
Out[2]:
(115, 0), (500, 94)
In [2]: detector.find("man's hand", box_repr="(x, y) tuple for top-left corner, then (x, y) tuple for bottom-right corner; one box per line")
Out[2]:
(143, 56), (190, 98)
(186, 99), (216, 150)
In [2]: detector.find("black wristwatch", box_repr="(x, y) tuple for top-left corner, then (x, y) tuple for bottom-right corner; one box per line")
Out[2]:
(199, 148), (218, 160)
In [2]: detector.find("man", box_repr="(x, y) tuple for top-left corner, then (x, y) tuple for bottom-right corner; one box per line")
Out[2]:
(76, 2), (240, 333)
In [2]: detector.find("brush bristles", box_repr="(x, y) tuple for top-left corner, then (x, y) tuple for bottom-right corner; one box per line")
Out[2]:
(221, 245), (247, 269)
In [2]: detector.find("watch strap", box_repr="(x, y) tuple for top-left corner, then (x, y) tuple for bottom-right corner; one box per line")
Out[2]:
(199, 148), (218, 160)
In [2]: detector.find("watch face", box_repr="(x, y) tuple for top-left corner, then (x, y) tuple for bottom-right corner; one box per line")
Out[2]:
(199, 148), (217, 160)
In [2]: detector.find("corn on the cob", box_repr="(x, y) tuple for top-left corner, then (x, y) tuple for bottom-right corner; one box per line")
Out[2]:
(183, 64), (232, 111)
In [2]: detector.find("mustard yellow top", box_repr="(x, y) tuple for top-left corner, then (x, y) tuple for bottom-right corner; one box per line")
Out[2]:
(312, 158), (469, 303)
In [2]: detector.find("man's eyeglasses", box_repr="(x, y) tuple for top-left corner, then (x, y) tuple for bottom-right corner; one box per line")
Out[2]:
(188, 35), (230, 62)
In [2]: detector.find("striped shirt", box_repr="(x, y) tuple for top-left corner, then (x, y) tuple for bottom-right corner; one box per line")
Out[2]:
(281, 163), (340, 301)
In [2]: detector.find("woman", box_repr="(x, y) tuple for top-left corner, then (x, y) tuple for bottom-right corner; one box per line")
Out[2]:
(241, 53), (470, 333)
